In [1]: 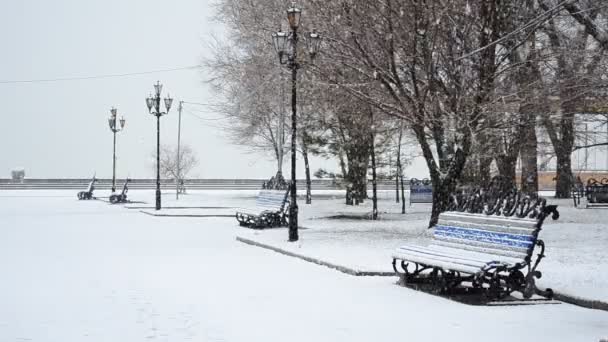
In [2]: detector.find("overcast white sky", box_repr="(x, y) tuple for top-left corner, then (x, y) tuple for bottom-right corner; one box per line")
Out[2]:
(0, 0), (428, 180)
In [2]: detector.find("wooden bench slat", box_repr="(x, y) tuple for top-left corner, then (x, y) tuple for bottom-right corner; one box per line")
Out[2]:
(439, 212), (538, 229)
(433, 232), (531, 253)
(437, 218), (536, 235)
(424, 244), (524, 265)
(392, 248), (482, 274)
(235, 207), (259, 215)
(434, 225), (534, 249)
(396, 245), (499, 267)
(432, 239), (529, 259)
(395, 244), (523, 268)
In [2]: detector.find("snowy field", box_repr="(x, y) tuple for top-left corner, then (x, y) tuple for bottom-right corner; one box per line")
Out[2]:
(239, 191), (608, 303)
(0, 190), (607, 341)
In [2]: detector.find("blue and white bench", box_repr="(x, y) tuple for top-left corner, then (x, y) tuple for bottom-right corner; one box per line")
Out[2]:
(392, 203), (559, 301)
(236, 189), (290, 228)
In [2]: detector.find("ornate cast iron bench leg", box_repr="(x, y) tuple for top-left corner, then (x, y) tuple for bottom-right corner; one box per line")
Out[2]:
(522, 240), (553, 299)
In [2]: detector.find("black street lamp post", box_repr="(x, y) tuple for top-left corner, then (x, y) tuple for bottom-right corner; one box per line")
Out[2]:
(146, 81), (173, 211)
(272, 3), (321, 242)
(108, 107), (125, 193)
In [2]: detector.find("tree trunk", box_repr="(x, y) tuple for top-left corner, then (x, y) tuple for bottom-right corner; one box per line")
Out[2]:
(370, 132), (378, 220)
(479, 156), (493, 188)
(556, 109), (576, 198)
(555, 151), (573, 198)
(412, 121), (471, 228)
(496, 155), (517, 191)
(345, 186), (353, 205)
(301, 139), (312, 204)
(395, 125), (404, 203)
(428, 178), (456, 227)
(345, 142), (370, 205)
(395, 166), (400, 203)
(399, 158), (406, 214)
(338, 149), (352, 205)
(426, 134), (471, 227)
(520, 113), (538, 194)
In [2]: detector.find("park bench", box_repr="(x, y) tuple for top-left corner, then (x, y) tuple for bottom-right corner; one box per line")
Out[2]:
(571, 178), (608, 208)
(409, 178), (433, 205)
(110, 179), (130, 204)
(584, 178), (608, 208)
(236, 188), (290, 228)
(392, 189), (559, 302)
(77, 176), (96, 200)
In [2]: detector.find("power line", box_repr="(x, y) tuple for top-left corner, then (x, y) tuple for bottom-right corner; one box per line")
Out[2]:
(182, 101), (222, 107)
(0, 65), (203, 84)
(183, 108), (225, 121)
(182, 110), (227, 130)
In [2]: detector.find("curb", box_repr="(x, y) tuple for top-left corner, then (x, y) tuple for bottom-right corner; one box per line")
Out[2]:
(139, 210), (234, 218)
(127, 206), (233, 210)
(236, 236), (395, 277)
(236, 236), (608, 312)
(552, 292), (608, 312)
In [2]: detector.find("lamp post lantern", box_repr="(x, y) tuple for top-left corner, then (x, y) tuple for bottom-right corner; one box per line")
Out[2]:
(108, 107), (125, 193)
(146, 81), (173, 210)
(272, 3), (321, 242)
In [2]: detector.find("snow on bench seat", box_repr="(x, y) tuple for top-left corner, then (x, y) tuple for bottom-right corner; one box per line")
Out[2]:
(393, 211), (539, 275)
(236, 190), (288, 214)
(235, 189), (289, 227)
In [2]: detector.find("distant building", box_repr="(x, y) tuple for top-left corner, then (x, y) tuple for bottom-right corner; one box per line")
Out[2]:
(538, 114), (608, 172)
(531, 114), (608, 189)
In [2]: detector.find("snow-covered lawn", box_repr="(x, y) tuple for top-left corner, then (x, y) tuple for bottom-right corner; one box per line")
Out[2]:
(237, 192), (608, 303)
(0, 190), (607, 341)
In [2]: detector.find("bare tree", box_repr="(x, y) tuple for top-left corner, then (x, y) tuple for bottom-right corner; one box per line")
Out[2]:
(306, 0), (534, 226)
(536, 0), (608, 197)
(207, 0), (608, 225)
(152, 144), (199, 181)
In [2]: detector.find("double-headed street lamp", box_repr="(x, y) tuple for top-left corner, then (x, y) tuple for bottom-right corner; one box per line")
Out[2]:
(146, 81), (173, 210)
(271, 3), (321, 242)
(108, 107), (125, 193)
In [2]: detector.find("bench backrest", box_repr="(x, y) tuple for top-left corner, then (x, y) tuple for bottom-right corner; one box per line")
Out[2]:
(256, 189), (289, 212)
(86, 179), (96, 193)
(433, 211), (539, 260)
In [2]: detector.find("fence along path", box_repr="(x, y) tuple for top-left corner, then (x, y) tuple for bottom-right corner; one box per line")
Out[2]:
(0, 179), (401, 190)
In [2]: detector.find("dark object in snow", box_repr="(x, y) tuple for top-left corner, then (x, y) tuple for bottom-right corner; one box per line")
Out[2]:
(110, 179), (130, 204)
(235, 187), (290, 229)
(584, 178), (608, 207)
(77, 175), (97, 200)
(392, 189), (559, 303)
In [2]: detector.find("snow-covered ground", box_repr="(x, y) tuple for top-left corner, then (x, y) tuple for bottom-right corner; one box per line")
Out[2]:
(0, 190), (607, 341)
(239, 191), (608, 303)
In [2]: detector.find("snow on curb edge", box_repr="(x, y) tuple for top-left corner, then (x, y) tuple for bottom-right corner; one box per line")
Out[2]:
(236, 236), (395, 277)
(236, 236), (608, 312)
(139, 210), (234, 218)
(552, 292), (608, 312)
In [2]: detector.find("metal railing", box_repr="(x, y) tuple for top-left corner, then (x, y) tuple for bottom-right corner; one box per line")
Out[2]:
(0, 178), (403, 190)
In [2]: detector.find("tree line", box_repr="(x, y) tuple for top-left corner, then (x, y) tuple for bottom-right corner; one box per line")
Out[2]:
(206, 0), (608, 226)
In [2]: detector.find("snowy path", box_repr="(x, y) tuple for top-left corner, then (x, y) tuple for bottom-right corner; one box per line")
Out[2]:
(0, 191), (607, 341)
